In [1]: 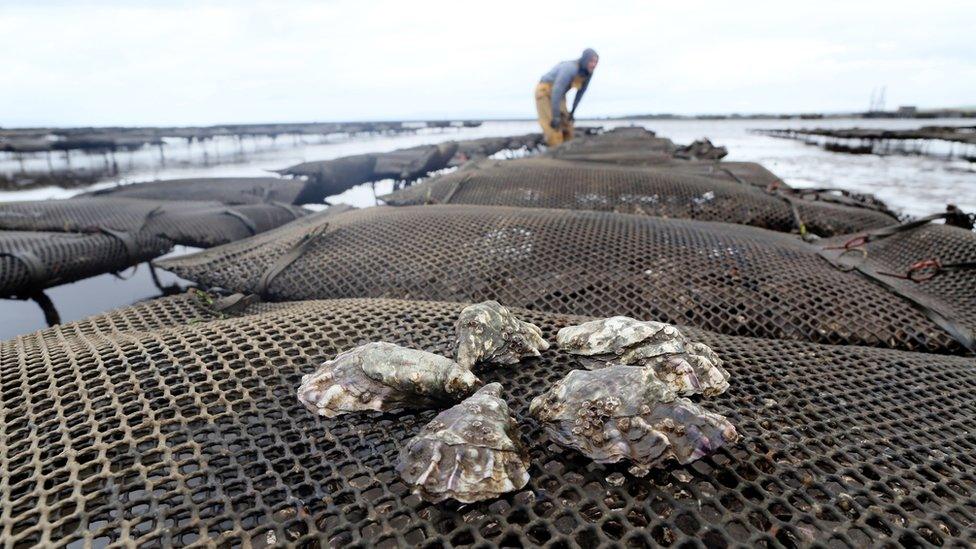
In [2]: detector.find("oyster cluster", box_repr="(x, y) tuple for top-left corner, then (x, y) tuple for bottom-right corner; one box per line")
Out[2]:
(299, 309), (739, 503)
(454, 300), (550, 370)
(529, 365), (738, 477)
(556, 316), (730, 397)
(297, 342), (481, 418)
(300, 302), (547, 504)
(397, 383), (531, 503)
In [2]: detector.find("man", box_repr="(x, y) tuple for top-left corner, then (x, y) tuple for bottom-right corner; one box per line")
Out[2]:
(536, 48), (599, 147)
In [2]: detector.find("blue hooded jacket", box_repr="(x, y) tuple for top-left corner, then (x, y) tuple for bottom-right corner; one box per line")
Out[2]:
(539, 48), (598, 123)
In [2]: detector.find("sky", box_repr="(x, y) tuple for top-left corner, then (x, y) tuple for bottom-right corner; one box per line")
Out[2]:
(2, 0), (974, 127)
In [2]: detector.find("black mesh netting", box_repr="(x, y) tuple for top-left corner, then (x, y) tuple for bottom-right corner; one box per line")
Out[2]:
(2, 294), (974, 547)
(281, 143), (459, 203)
(453, 134), (544, 164)
(277, 135), (544, 204)
(821, 223), (976, 334)
(547, 127), (676, 164)
(654, 161), (787, 190)
(0, 230), (172, 297)
(380, 158), (895, 237)
(0, 197), (308, 248)
(545, 131), (784, 190)
(88, 177), (307, 206)
(157, 205), (975, 355)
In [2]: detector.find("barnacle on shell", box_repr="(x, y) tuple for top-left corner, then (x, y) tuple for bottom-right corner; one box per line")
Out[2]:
(556, 316), (729, 397)
(454, 300), (549, 370)
(529, 365), (738, 476)
(298, 342), (481, 418)
(397, 382), (531, 503)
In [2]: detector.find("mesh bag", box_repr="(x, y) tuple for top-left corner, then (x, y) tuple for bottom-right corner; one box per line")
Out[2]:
(150, 202), (308, 248)
(3, 294), (974, 547)
(548, 127), (677, 164)
(373, 142), (459, 181)
(88, 177), (307, 205)
(656, 161), (787, 189)
(546, 131), (783, 185)
(380, 158), (895, 237)
(157, 205), (975, 354)
(274, 136), (541, 202)
(0, 197), (308, 248)
(453, 133), (544, 164)
(819, 222), (976, 345)
(282, 143), (458, 203)
(286, 155), (378, 203)
(0, 230), (172, 298)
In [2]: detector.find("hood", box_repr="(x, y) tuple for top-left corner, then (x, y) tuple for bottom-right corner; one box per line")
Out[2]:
(578, 48), (599, 75)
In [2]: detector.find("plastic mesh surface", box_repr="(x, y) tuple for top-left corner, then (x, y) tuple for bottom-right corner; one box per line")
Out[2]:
(381, 158), (895, 237)
(88, 177), (307, 205)
(0, 230), (172, 297)
(158, 205), (974, 354)
(547, 127), (677, 164)
(454, 134), (544, 163)
(657, 161), (787, 189)
(2, 295), (974, 547)
(282, 143), (459, 203)
(821, 223), (976, 338)
(0, 197), (308, 248)
(545, 131), (783, 191)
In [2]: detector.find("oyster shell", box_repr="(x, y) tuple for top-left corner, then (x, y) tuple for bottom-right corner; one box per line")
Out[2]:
(397, 382), (531, 503)
(454, 300), (549, 370)
(556, 316), (729, 397)
(529, 365), (738, 476)
(298, 342), (481, 418)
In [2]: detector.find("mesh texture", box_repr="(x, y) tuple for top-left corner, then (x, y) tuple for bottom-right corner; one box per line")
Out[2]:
(88, 177), (307, 206)
(548, 127), (677, 165)
(2, 294), (974, 547)
(545, 131), (783, 192)
(282, 143), (457, 203)
(0, 197), (308, 248)
(0, 230), (172, 297)
(158, 205), (974, 355)
(656, 161), (787, 189)
(381, 158), (895, 237)
(821, 223), (976, 338)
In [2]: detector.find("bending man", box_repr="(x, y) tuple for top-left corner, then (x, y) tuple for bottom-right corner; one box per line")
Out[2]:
(535, 48), (599, 147)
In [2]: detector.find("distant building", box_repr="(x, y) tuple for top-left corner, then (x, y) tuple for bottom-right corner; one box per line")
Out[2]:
(897, 106), (918, 117)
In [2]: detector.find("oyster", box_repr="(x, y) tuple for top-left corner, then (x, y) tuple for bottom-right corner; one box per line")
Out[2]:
(556, 316), (729, 397)
(298, 342), (481, 418)
(529, 365), (738, 476)
(397, 382), (531, 503)
(454, 300), (550, 370)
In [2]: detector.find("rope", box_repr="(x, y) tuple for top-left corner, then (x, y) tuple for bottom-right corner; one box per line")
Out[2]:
(221, 209), (258, 235)
(269, 201), (304, 220)
(877, 259), (976, 282)
(253, 222), (331, 297)
(817, 213), (975, 353)
(0, 250), (50, 291)
(824, 212), (953, 251)
(96, 227), (140, 262)
(439, 171), (475, 205)
(213, 292), (261, 314)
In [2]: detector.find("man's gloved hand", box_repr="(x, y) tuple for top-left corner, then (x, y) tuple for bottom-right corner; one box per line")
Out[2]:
(567, 114), (575, 123)
(549, 118), (561, 130)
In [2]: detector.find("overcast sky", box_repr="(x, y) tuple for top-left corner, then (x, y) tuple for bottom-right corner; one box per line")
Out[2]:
(2, 0), (974, 127)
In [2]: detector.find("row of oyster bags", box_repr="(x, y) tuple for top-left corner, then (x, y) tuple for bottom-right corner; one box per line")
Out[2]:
(297, 301), (740, 503)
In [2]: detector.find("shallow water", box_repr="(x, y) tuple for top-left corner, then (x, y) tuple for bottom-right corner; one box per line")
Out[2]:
(1, 118), (973, 339)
